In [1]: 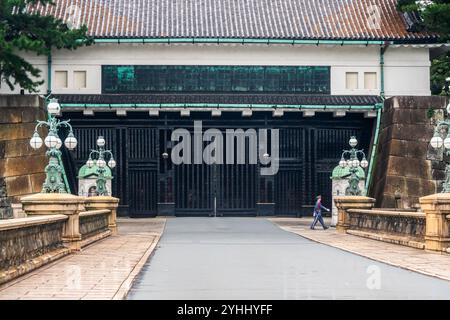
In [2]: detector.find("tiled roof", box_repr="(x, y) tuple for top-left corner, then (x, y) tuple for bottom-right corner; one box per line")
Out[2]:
(29, 0), (436, 42)
(54, 94), (382, 106)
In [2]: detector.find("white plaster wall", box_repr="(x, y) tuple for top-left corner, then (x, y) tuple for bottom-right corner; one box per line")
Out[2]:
(0, 44), (431, 97)
(384, 47), (431, 96)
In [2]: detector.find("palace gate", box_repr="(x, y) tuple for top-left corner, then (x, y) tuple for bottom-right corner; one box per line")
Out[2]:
(63, 111), (373, 217)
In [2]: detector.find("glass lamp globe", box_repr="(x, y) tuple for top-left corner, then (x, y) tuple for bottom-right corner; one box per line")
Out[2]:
(30, 132), (43, 150)
(97, 136), (106, 147)
(64, 132), (78, 150)
(352, 159), (360, 168)
(430, 135), (444, 149)
(86, 158), (94, 168)
(44, 133), (59, 148)
(108, 159), (116, 168)
(55, 138), (62, 149)
(444, 136), (450, 150)
(47, 99), (61, 115)
(360, 158), (369, 168)
(339, 159), (347, 168)
(97, 159), (106, 168)
(349, 136), (358, 148)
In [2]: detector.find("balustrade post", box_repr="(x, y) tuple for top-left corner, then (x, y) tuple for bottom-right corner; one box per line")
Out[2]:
(21, 193), (85, 251)
(419, 193), (450, 252)
(84, 196), (120, 235)
(334, 196), (376, 233)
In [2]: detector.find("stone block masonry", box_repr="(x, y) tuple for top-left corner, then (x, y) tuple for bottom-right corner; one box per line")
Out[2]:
(0, 194), (120, 285)
(370, 96), (450, 209)
(0, 179), (11, 219)
(0, 95), (47, 219)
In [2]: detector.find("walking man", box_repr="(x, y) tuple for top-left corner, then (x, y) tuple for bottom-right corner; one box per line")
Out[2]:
(310, 195), (330, 230)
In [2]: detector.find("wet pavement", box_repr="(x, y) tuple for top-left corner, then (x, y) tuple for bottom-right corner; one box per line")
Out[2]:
(0, 218), (165, 300)
(127, 217), (450, 300)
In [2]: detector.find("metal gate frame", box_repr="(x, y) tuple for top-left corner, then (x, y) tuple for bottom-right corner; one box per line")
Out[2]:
(65, 112), (373, 217)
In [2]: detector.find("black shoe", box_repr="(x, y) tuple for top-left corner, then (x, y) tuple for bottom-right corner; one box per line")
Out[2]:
(324, 227), (329, 230)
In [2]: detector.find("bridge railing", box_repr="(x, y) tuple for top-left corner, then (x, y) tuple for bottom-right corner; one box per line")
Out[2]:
(0, 194), (119, 285)
(335, 195), (450, 253)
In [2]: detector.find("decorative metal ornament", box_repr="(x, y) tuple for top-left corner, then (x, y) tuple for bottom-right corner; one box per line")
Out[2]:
(30, 99), (78, 193)
(85, 136), (116, 196)
(338, 136), (368, 196)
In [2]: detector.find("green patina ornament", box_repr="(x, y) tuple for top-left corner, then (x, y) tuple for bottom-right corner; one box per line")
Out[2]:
(78, 164), (113, 180)
(78, 164), (113, 196)
(331, 165), (366, 196)
(330, 165), (365, 180)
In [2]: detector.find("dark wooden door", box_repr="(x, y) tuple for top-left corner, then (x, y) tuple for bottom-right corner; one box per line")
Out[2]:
(274, 127), (305, 216)
(173, 127), (258, 216)
(127, 128), (158, 217)
(67, 112), (373, 218)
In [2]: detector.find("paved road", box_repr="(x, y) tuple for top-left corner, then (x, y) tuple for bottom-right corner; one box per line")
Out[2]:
(127, 218), (450, 300)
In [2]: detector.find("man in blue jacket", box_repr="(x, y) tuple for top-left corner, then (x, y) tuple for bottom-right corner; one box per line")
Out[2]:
(310, 195), (330, 230)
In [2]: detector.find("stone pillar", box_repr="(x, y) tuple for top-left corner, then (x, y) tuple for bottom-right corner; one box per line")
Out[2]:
(419, 193), (450, 252)
(0, 95), (48, 220)
(84, 196), (120, 235)
(334, 196), (376, 233)
(21, 193), (85, 251)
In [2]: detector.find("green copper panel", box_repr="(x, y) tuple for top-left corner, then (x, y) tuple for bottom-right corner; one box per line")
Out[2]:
(102, 65), (331, 94)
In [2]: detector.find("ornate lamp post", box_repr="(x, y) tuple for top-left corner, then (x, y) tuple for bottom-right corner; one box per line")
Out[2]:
(338, 136), (369, 196)
(429, 95), (450, 193)
(29, 99), (77, 193)
(85, 136), (116, 196)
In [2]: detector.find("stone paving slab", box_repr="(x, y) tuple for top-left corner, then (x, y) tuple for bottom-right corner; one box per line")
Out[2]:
(0, 218), (166, 300)
(269, 218), (450, 282)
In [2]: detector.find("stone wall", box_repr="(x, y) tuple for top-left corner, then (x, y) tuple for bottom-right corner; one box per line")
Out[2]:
(79, 210), (109, 239)
(347, 209), (426, 240)
(0, 95), (47, 219)
(370, 96), (449, 208)
(335, 198), (429, 250)
(0, 179), (11, 219)
(0, 215), (67, 271)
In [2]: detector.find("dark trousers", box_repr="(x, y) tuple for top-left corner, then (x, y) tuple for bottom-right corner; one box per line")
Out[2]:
(310, 213), (327, 229)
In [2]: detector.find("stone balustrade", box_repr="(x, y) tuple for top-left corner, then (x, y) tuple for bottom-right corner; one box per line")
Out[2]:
(346, 209), (425, 237)
(345, 208), (426, 249)
(419, 194), (450, 253)
(0, 194), (119, 285)
(79, 209), (111, 247)
(334, 196), (376, 233)
(84, 196), (119, 235)
(335, 194), (450, 253)
(0, 215), (69, 285)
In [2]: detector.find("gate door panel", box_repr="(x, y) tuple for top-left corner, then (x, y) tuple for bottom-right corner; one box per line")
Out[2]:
(175, 163), (213, 215)
(274, 128), (305, 216)
(127, 128), (158, 216)
(217, 163), (258, 216)
(173, 127), (258, 216)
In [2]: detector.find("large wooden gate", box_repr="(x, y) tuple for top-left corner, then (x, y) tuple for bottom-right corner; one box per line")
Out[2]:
(67, 112), (372, 217)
